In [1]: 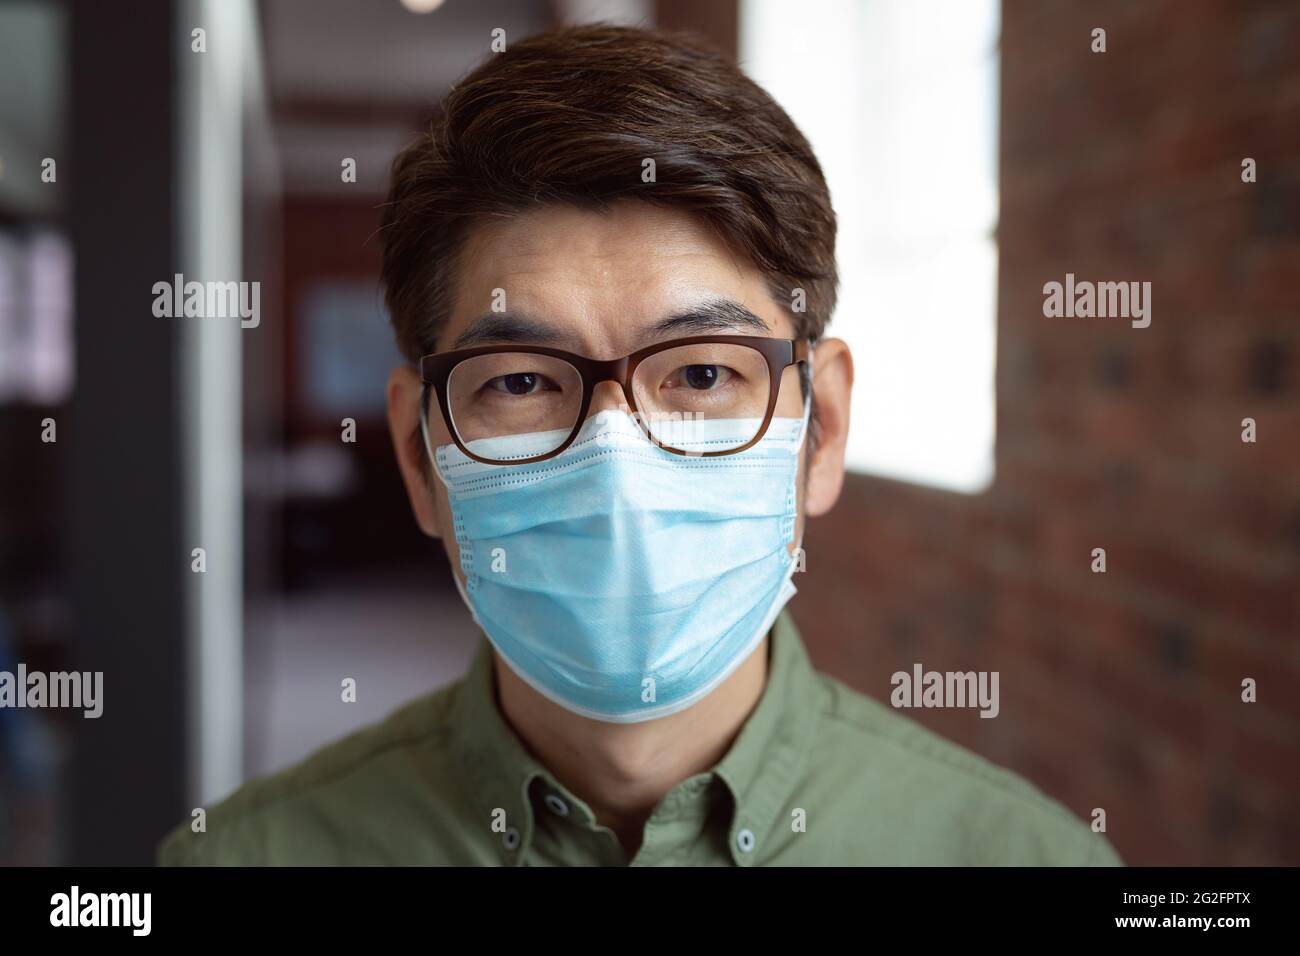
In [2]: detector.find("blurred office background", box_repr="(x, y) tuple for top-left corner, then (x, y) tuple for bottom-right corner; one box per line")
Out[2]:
(0, 0), (1295, 865)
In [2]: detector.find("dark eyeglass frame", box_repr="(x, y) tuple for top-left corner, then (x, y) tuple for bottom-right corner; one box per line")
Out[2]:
(419, 334), (811, 465)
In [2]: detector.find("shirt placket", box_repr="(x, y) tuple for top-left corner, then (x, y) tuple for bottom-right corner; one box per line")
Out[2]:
(527, 774), (625, 866)
(629, 775), (718, 867)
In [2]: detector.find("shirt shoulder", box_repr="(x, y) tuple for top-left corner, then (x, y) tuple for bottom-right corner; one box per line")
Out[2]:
(797, 671), (1123, 866)
(156, 680), (477, 866)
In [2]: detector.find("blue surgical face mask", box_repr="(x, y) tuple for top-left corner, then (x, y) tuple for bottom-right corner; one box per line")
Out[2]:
(423, 395), (809, 723)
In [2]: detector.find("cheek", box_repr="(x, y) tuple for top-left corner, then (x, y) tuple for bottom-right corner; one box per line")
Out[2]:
(424, 395), (454, 447)
(773, 366), (806, 417)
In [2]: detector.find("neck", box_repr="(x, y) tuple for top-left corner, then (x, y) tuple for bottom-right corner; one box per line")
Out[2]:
(492, 638), (770, 859)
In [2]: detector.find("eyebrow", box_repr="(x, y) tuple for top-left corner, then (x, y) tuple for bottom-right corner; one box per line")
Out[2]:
(450, 314), (569, 349)
(647, 299), (771, 338)
(448, 297), (771, 351)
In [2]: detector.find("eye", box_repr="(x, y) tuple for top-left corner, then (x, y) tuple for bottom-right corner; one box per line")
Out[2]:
(668, 364), (734, 390)
(486, 372), (558, 395)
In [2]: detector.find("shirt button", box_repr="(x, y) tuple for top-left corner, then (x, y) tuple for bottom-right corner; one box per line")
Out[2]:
(736, 828), (756, 854)
(502, 826), (521, 851)
(543, 793), (570, 817)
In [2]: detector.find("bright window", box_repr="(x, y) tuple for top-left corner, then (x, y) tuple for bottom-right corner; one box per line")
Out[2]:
(740, 0), (1000, 493)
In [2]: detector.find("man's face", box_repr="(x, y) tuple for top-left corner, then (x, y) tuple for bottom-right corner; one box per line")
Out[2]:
(388, 200), (851, 584)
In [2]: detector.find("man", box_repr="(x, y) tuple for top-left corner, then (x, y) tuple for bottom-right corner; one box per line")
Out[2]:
(159, 25), (1121, 866)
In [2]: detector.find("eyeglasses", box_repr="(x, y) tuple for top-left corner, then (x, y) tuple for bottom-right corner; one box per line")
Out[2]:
(419, 334), (810, 465)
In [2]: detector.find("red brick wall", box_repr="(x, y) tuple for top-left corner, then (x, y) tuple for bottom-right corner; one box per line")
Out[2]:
(791, 0), (1300, 865)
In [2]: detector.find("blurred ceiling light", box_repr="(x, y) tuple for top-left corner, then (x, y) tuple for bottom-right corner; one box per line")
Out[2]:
(400, 0), (445, 12)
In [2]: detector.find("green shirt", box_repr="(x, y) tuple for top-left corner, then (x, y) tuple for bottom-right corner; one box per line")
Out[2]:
(158, 611), (1122, 866)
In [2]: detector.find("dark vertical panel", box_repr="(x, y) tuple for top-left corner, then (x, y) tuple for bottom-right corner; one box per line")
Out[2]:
(66, 0), (185, 865)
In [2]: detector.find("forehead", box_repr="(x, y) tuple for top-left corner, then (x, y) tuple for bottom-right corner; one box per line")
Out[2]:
(444, 201), (792, 356)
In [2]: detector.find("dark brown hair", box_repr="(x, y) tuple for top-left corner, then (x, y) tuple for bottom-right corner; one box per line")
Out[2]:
(379, 23), (838, 360)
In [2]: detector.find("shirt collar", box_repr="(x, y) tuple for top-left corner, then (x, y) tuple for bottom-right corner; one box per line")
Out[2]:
(446, 609), (824, 866)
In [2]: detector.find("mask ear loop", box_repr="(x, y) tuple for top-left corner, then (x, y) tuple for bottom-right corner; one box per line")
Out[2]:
(785, 344), (814, 567)
(419, 382), (453, 495)
(419, 381), (485, 617)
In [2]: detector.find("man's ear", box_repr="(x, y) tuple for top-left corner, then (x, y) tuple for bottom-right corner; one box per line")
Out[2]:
(804, 337), (853, 518)
(386, 365), (442, 539)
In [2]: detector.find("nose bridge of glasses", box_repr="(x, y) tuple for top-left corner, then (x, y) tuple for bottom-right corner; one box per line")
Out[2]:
(583, 356), (633, 416)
